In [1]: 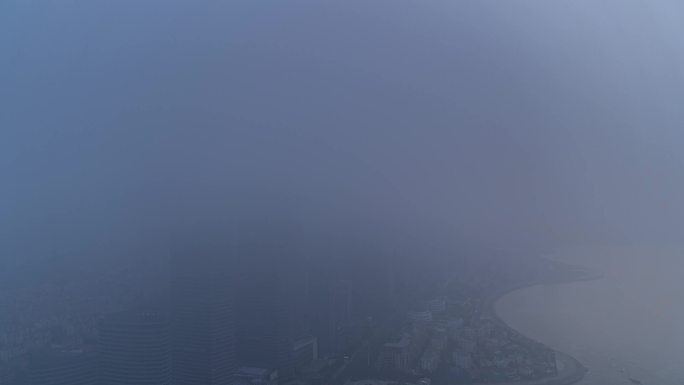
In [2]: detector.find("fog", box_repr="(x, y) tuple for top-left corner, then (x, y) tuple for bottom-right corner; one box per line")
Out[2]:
(2, 1), (684, 384)
(4, 1), (684, 261)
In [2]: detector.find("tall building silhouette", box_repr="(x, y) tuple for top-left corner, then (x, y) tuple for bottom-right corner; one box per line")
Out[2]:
(236, 269), (297, 379)
(311, 278), (354, 357)
(27, 348), (96, 385)
(98, 310), (171, 385)
(171, 249), (237, 385)
(235, 223), (310, 380)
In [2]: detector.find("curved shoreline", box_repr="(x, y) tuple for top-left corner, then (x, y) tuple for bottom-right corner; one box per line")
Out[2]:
(478, 269), (604, 385)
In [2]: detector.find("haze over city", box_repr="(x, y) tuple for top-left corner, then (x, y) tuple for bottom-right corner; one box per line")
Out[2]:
(2, 1), (684, 385)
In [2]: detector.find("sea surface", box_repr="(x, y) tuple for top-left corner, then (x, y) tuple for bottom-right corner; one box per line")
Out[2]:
(496, 245), (684, 385)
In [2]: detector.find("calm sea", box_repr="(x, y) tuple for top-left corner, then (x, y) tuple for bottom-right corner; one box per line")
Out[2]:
(496, 246), (684, 385)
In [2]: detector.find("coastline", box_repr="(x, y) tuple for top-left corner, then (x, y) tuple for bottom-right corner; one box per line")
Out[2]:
(477, 267), (604, 385)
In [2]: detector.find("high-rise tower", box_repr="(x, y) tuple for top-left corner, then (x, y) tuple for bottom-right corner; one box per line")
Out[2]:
(171, 249), (237, 385)
(98, 310), (171, 385)
(235, 222), (310, 380)
(28, 348), (96, 385)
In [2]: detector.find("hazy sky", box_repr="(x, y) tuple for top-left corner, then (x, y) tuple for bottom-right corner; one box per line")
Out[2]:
(3, 1), (684, 267)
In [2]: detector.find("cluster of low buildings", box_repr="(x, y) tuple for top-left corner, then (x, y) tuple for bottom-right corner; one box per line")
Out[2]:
(376, 298), (452, 375)
(447, 317), (557, 382)
(373, 289), (557, 384)
(0, 267), (149, 384)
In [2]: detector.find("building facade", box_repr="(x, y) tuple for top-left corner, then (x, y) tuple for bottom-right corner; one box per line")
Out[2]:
(98, 310), (171, 385)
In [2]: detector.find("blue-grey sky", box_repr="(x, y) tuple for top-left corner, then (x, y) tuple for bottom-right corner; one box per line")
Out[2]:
(3, 1), (684, 268)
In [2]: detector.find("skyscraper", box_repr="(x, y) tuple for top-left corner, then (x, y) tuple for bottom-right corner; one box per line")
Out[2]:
(311, 278), (354, 357)
(235, 223), (310, 380)
(28, 348), (96, 385)
(236, 270), (297, 380)
(171, 249), (237, 385)
(98, 310), (171, 385)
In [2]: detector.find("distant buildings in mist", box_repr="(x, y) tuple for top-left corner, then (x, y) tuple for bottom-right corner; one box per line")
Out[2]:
(27, 349), (96, 385)
(98, 311), (171, 385)
(171, 253), (237, 385)
(21, 242), (371, 385)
